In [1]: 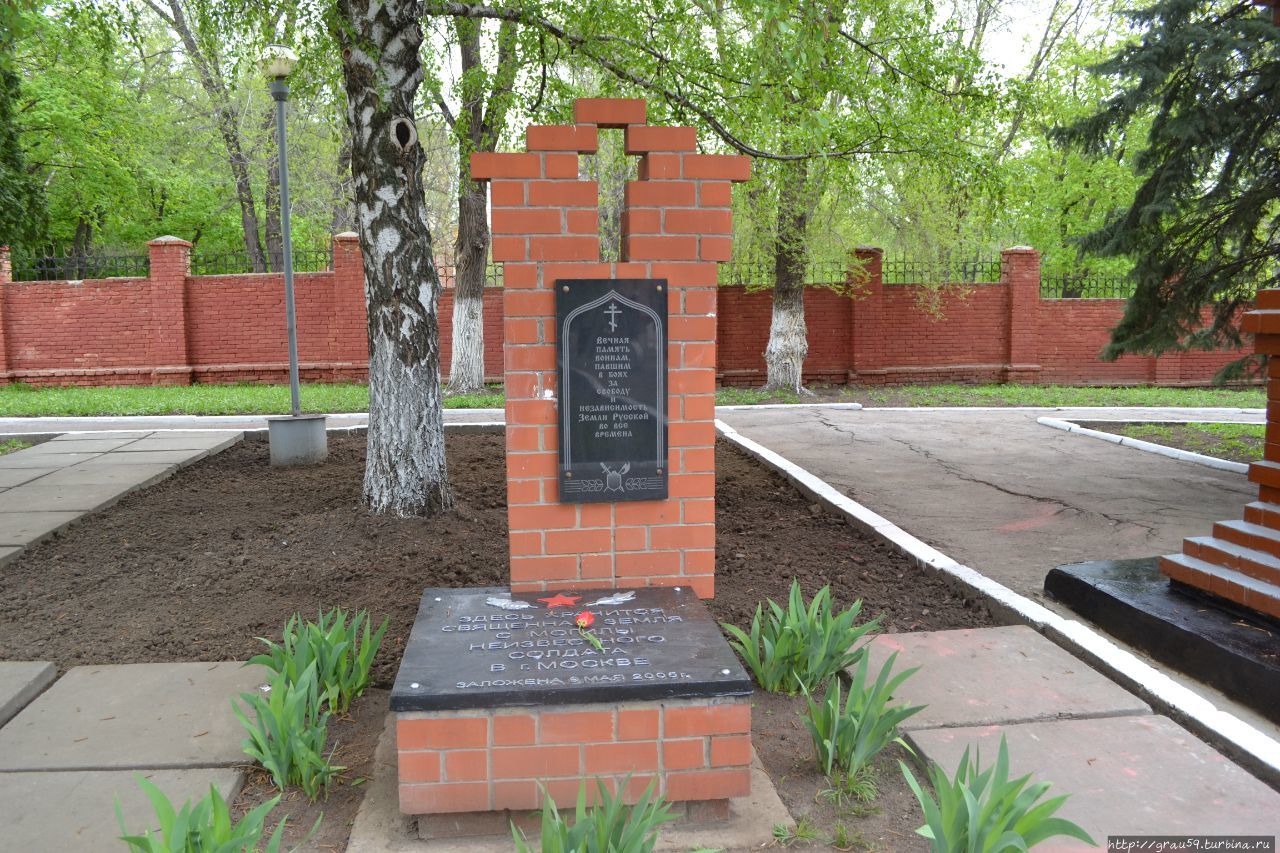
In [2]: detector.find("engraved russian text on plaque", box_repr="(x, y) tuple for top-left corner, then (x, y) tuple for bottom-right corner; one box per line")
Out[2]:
(556, 279), (668, 503)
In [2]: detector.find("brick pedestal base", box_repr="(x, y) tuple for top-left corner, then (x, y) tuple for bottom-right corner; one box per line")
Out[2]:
(397, 696), (751, 816)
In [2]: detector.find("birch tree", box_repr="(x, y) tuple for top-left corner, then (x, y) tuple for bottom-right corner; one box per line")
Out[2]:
(330, 0), (453, 515)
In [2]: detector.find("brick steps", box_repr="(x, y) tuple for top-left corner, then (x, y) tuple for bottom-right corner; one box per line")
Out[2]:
(1243, 501), (1280, 529)
(1248, 459), (1280, 489)
(1160, 553), (1280, 619)
(1190, 531), (1280, 585)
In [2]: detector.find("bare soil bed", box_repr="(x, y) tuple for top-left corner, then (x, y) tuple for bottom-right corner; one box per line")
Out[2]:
(0, 431), (997, 850)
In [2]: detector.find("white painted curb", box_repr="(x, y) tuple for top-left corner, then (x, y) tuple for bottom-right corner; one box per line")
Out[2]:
(714, 418), (1280, 786)
(715, 402), (863, 412)
(1037, 417), (1250, 474)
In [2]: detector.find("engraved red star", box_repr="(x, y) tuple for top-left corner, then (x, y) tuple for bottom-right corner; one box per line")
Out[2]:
(538, 593), (581, 609)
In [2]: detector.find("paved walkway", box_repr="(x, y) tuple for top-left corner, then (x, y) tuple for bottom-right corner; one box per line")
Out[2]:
(0, 410), (501, 435)
(866, 627), (1280, 847)
(0, 430), (240, 567)
(0, 660), (263, 851)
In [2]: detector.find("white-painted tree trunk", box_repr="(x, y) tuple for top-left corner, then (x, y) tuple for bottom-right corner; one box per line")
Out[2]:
(763, 161), (812, 395)
(333, 0), (453, 516)
(446, 288), (486, 394)
(763, 289), (809, 394)
(445, 172), (489, 395)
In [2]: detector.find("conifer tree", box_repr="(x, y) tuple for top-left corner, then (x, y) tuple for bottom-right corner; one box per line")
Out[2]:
(1059, 0), (1279, 361)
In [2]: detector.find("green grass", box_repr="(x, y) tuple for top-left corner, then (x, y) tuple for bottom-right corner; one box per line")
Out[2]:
(0, 383), (503, 417)
(0, 380), (1262, 417)
(715, 387), (804, 406)
(853, 383), (1264, 409)
(0, 439), (30, 454)
(1108, 422), (1265, 462)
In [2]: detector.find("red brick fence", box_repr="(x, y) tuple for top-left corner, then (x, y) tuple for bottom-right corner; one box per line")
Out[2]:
(0, 239), (1245, 388)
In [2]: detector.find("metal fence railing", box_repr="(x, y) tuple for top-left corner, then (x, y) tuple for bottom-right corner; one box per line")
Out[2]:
(717, 260), (849, 286)
(10, 253), (151, 282)
(190, 248), (333, 276)
(1040, 273), (1135, 299)
(436, 265), (505, 288)
(882, 257), (1002, 285)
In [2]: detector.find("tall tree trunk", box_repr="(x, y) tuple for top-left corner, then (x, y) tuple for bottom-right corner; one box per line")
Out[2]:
(440, 12), (517, 395)
(333, 0), (453, 517)
(331, 135), (355, 235)
(263, 107), (283, 272)
(447, 161), (489, 394)
(146, 0), (268, 271)
(763, 161), (812, 394)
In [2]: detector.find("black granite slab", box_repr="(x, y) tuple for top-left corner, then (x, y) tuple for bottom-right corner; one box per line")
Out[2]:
(1045, 557), (1280, 723)
(555, 279), (668, 503)
(390, 586), (752, 711)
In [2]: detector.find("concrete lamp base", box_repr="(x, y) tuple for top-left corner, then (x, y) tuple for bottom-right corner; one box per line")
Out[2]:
(267, 414), (328, 466)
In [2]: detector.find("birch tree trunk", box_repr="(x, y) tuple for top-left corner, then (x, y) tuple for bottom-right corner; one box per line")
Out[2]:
(446, 165), (489, 394)
(146, 0), (268, 272)
(763, 161), (812, 394)
(333, 0), (453, 516)
(263, 107), (283, 272)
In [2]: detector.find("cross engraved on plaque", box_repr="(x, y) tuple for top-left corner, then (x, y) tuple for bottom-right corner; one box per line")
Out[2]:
(556, 279), (669, 503)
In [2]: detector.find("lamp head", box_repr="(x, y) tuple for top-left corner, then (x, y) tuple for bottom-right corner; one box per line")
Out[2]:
(262, 44), (298, 79)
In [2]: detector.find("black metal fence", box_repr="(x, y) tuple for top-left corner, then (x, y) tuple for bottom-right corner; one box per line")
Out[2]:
(1039, 273), (1135, 299)
(881, 257), (1002, 285)
(436, 265), (505, 288)
(717, 260), (849, 286)
(5, 246), (1147, 302)
(10, 253), (151, 282)
(190, 248), (333, 276)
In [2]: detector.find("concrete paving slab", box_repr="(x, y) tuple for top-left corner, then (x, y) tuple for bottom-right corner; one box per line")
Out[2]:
(0, 661), (268, 771)
(0, 661), (55, 727)
(0, 467), (55, 488)
(347, 715), (791, 853)
(0, 511), (84, 545)
(0, 482), (134, 514)
(864, 626), (1151, 731)
(0, 545), (22, 567)
(19, 438), (136, 454)
(908, 715), (1280, 846)
(0, 451), (99, 468)
(49, 431), (154, 441)
(75, 449), (213, 467)
(0, 767), (242, 852)
(116, 432), (241, 453)
(34, 462), (176, 490)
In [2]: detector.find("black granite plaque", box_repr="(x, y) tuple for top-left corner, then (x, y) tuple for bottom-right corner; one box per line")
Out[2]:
(390, 586), (752, 711)
(555, 279), (668, 503)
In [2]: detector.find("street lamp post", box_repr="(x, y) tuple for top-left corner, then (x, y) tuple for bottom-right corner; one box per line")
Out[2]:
(263, 44), (327, 465)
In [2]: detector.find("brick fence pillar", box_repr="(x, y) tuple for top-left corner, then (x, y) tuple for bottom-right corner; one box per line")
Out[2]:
(849, 247), (884, 384)
(0, 246), (9, 376)
(332, 232), (369, 370)
(146, 236), (193, 385)
(1003, 246), (1041, 383)
(471, 98), (750, 599)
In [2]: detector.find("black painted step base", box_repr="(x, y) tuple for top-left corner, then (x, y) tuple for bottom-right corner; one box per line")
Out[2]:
(1045, 557), (1280, 725)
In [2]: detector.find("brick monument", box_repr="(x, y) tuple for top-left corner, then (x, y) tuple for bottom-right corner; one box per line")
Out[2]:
(1160, 293), (1280, 621)
(390, 99), (755, 837)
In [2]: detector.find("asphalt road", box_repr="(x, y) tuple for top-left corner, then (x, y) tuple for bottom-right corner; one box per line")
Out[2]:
(717, 406), (1260, 607)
